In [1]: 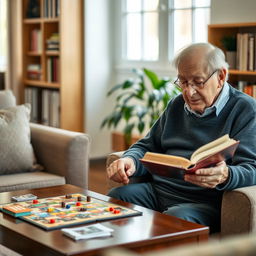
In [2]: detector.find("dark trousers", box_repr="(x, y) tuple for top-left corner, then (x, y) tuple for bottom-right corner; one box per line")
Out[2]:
(108, 182), (220, 233)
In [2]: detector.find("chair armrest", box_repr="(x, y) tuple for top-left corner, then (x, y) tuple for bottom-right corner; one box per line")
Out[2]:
(30, 123), (91, 189)
(221, 185), (256, 236)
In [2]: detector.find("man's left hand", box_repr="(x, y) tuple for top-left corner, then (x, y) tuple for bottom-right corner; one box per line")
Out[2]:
(184, 161), (229, 188)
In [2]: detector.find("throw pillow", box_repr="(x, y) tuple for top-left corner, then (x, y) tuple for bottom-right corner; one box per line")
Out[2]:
(0, 104), (36, 175)
(0, 90), (16, 109)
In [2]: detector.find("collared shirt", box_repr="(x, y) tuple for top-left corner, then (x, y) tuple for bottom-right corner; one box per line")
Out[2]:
(184, 82), (230, 117)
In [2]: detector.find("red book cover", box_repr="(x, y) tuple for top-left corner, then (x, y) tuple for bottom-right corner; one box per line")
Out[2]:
(140, 138), (239, 179)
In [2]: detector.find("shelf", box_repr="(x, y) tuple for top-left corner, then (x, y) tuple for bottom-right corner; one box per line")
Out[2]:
(46, 51), (60, 56)
(24, 18), (41, 24)
(27, 51), (42, 56)
(229, 70), (256, 75)
(209, 22), (256, 29)
(24, 80), (60, 89)
(43, 18), (59, 23)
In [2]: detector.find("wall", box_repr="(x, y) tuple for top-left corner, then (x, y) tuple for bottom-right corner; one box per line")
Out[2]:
(211, 0), (256, 24)
(84, 0), (115, 158)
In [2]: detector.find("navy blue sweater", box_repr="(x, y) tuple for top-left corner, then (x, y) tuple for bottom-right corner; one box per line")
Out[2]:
(123, 85), (256, 206)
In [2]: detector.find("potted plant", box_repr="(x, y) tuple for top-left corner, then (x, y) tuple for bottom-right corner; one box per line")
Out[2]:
(221, 35), (237, 69)
(101, 68), (180, 151)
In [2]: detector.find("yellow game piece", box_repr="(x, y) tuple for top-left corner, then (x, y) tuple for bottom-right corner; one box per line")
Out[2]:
(47, 208), (54, 213)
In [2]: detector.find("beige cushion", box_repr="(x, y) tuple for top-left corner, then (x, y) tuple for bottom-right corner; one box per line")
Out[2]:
(0, 104), (35, 174)
(0, 90), (16, 109)
(0, 172), (65, 192)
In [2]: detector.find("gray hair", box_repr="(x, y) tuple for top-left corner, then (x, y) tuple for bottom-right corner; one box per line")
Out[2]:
(173, 43), (229, 81)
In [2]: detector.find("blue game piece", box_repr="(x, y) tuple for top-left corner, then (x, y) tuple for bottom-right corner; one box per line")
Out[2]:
(66, 204), (71, 209)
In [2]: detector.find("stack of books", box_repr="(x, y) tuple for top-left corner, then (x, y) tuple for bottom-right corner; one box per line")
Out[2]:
(27, 64), (41, 80)
(61, 224), (114, 241)
(46, 33), (59, 51)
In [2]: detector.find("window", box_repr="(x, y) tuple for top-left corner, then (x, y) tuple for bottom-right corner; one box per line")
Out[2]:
(120, 0), (211, 66)
(0, 0), (7, 71)
(122, 0), (159, 61)
(169, 0), (211, 58)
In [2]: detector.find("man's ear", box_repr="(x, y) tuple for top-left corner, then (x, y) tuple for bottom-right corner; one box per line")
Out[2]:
(217, 68), (227, 87)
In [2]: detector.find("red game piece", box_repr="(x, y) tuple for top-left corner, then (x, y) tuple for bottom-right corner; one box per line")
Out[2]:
(33, 200), (38, 204)
(49, 219), (55, 224)
(109, 207), (114, 211)
(76, 202), (81, 206)
(113, 209), (120, 214)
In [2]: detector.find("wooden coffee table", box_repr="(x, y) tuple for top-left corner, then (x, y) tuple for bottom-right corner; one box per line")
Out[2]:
(0, 184), (208, 256)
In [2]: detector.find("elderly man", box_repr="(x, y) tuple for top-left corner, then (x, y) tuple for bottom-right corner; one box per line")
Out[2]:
(107, 43), (256, 233)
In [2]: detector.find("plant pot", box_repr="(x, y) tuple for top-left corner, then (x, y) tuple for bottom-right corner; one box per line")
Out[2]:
(111, 131), (142, 151)
(226, 51), (236, 69)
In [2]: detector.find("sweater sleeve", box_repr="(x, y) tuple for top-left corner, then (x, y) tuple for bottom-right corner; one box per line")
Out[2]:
(216, 98), (256, 190)
(122, 100), (171, 176)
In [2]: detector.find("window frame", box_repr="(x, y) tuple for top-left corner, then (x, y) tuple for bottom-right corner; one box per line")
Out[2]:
(115, 0), (211, 73)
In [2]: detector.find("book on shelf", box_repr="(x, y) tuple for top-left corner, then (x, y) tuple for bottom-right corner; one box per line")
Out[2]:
(44, 0), (60, 18)
(140, 134), (239, 179)
(61, 224), (114, 241)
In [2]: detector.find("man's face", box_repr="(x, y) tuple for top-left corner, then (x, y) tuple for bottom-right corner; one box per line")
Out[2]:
(177, 51), (226, 114)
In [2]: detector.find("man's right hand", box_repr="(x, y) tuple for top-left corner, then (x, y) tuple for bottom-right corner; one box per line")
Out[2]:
(107, 157), (136, 185)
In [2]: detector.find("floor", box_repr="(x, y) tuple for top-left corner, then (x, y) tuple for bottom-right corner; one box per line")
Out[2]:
(88, 158), (109, 195)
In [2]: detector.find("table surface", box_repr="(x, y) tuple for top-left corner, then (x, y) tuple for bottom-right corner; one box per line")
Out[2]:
(0, 184), (209, 256)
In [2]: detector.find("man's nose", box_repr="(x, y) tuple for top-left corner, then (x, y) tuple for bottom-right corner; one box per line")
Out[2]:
(186, 84), (197, 97)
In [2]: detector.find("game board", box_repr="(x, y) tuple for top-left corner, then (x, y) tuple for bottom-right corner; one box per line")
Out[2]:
(0, 193), (142, 230)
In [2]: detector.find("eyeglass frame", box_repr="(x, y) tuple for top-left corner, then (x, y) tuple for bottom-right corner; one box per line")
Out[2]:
(174, 70), (219, 90)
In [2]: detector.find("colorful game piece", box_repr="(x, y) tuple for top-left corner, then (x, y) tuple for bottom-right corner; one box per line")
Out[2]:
(65, 194), (72, 199)
(66, 204), (71, 209)
(109, 207), (114, 212)
(47, 208), (54, 213)
(79, 207), (87, 212)
(49, 219), (55, 224)
(76, 202), (81, 206)
(86, 196), (91, 202)
(114, 209), (120, 214)
(77, 196), (82, 201)
(33, 199), (39, 204)
(61, 202), (66, 208)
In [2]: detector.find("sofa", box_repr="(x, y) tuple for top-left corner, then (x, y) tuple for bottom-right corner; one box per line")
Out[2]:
(0, 90), (90, 192)
(107, 151), (256, 237)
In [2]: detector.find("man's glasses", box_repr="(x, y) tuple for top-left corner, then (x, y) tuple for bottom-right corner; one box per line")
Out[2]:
(174, 70), (219, 90)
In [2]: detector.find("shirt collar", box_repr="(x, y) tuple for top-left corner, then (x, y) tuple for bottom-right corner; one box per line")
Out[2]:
(184, 82), (230, 117)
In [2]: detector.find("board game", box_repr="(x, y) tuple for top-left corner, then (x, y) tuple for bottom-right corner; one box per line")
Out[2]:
(0, 193), (142, 230)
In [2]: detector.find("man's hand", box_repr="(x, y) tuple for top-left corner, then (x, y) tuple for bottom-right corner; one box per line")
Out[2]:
(184, 161), (229, 188)
(107, 157), (136, 185)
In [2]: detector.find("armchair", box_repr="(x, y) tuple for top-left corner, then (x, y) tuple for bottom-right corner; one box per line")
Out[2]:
(107, 151), (256, 237)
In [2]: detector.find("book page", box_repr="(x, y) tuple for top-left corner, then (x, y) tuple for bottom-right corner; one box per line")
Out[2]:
(143, 152), (192, 169)
(191, 136), (236, 164)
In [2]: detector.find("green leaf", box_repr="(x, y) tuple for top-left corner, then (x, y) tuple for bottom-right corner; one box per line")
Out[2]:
(122, 106), (134, 121)
(143, 68), (160, 89)
(138, 121), (145, 134)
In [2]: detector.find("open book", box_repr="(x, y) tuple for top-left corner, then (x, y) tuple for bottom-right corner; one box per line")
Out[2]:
(140, 134), (239, 179)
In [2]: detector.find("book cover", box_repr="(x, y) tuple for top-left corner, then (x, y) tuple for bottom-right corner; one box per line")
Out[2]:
(140, 135), (239, 179)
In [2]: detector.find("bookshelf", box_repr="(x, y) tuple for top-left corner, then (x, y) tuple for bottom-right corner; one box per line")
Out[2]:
(208, 23), (256, 98)
(22, 0), (84, 131)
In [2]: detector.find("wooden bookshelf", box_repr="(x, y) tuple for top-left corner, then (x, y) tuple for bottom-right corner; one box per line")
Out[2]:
(208, 23), (256, 98)
(22, 0), (84, 132)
